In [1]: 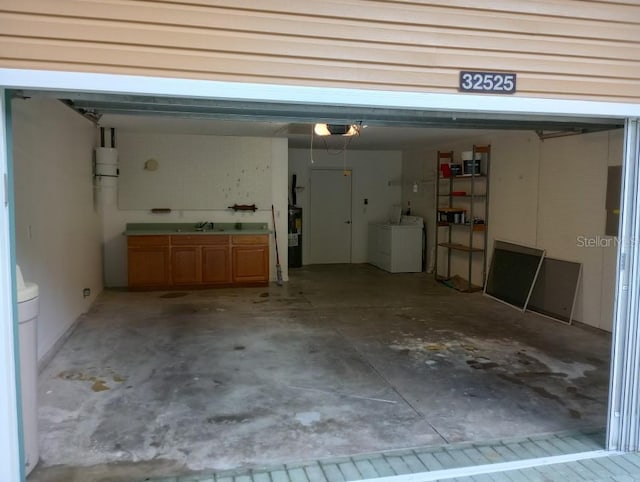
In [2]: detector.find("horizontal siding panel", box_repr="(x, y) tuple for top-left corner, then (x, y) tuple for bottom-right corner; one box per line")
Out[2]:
(0, 0), (639, 102)
(4, 0), (640, 43)
(148, 0), (640, 37)
(0, 23), (637, 83)
(2, 13), (640, 65)
(374, 0), (640, 22)
(2, 37), (639, 101)
(144, 0), (640, 27)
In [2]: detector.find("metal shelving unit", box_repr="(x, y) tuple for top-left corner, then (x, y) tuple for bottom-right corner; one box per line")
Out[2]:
(434, 145), (491, 292)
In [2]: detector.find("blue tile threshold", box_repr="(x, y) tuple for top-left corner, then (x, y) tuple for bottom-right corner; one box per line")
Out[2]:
(138, 428), (640, 482)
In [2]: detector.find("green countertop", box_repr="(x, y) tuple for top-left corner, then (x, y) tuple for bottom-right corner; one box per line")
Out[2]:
(125, 222), (270, 236)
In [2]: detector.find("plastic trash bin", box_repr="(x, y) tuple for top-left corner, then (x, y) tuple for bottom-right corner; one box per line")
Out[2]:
(16, 265), (39, 475)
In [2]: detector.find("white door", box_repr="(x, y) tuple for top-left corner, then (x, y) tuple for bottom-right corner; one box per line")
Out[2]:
(309, 169), (352, 264)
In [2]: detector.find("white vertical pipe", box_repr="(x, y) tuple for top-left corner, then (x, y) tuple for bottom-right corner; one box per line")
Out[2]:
(608, 119), (640, 451)
(0, 91), (22, 480)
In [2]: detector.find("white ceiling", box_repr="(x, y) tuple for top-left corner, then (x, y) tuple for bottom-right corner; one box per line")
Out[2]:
(99, 114), (503, 151)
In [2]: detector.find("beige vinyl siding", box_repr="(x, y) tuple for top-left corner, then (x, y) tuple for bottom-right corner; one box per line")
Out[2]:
(0, 0), (639, 102)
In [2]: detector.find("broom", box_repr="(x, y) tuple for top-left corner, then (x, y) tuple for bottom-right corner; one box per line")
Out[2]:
(271, 204), (283, 286)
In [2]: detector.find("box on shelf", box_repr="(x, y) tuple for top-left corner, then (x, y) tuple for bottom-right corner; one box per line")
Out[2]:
(461, 150), (482, 175)
(463, 159), (481, 175)
(438, 208), (466, 224)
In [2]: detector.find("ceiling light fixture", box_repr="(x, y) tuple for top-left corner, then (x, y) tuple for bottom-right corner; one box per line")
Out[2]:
(314, 123), (361, 137)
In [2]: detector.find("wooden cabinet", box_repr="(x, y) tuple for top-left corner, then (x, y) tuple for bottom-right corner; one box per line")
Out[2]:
(128, 233), (267, 289)
(171, 246), (201, 285)
(127, 236), (171, 288)
(201, 246), (231, 284)
(170, 235), (231, 286)
(231, 235), (269, 284)
(200, 236), (232, 285)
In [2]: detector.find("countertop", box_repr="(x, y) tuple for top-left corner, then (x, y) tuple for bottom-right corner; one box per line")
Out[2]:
(124, 222), (270, 236)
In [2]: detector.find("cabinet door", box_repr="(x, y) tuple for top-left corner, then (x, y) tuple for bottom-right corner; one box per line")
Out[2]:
(128, 246), (171, 288)
(171, 246), (201, 285)
(202, 246), (231, 285)
(232, 245), (269, 284)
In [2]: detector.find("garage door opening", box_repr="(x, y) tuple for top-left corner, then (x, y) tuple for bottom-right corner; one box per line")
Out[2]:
(2, 82), (634, 481)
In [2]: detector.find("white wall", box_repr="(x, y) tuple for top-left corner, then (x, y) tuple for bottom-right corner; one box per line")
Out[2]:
(289, 148), (402, 265)
(102, 133), (288, 287)
(402, 129), (622, 331)
(537, 130), (622, 331)
(401, 150), (437, 271)
(117, 133), (274, 209)
(12, 98), (103, 361)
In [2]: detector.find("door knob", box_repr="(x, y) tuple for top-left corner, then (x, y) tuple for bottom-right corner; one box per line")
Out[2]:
(345, 220), (352, 224)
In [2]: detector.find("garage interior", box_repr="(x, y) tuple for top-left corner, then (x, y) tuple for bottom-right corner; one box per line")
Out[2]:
(11, 91), (623, 481)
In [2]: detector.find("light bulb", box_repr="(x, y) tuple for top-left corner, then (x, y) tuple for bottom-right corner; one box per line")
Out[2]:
(314, 123), (331, 136)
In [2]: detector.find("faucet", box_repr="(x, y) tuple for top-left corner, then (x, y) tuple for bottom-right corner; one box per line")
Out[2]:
(196, 221), (213, 231)
(195, 221), (214, 231)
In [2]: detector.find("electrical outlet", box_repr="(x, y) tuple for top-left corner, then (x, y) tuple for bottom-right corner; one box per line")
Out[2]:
(83, 288), (91, 298)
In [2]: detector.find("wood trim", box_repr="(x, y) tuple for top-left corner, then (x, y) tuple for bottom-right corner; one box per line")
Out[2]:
(170, 234), (229, 245)
(127, 235), (170, 247)
(231, 235), (269, 245)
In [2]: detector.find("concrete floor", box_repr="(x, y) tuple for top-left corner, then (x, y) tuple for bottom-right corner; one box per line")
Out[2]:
(28, 265), (611, 482)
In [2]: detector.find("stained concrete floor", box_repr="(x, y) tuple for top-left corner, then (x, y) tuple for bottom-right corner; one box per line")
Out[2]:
(28, 264), (611, 482)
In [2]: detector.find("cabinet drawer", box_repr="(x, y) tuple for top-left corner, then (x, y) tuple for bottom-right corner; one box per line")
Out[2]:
(231, 234), (268, 245)
(127, 235), (170, 247)
(171, 234), (229, 246)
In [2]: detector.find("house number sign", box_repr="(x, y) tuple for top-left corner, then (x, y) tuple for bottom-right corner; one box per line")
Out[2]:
(459, 71), (517, 94)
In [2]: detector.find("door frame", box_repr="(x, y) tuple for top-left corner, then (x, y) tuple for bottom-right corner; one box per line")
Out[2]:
(1, 68), (640, 480)
(308, 167), (353, 264)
